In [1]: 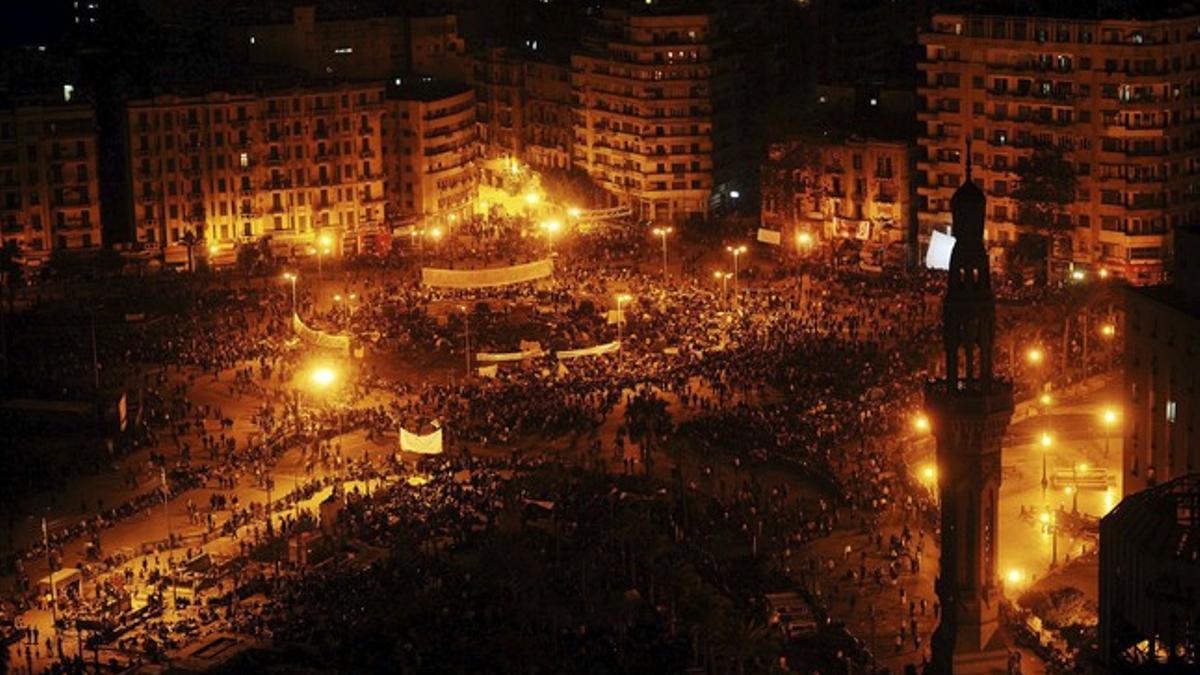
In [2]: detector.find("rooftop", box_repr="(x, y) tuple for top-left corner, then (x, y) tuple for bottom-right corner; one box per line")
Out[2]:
(935, 0), (1200, 21)
(387, 76), (472, 102)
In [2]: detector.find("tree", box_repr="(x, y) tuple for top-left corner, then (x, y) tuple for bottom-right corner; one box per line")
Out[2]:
(181, 230), (198, 273)
(1013, 146), (1077, 283)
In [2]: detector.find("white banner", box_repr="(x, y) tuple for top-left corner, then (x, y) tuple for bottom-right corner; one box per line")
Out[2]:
(400, 427), (443, 454)
(476, 349), (542, 362)
(556, 341), (620, 360)
(757, 228), (781, 245)
(925, 229), (956, 271)
(293, 313), (351, 353)
(477, 365), (498, 378)
(421, 259), (554, 289)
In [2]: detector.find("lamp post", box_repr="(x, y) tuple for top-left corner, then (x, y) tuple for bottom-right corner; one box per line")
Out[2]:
(283, 272), (298, 313)
(713, 271), (731, 307)
(540, 219), (562, 255)
(653, 226), (673, 278)
(1102, 407), (1118, 458)
(460, 305), (471, 376)
(616, 294), (632, 360)
(1100, 321), (1116, 371)
(1040, 432), (1052, 502)
(726, 245), (747, 299)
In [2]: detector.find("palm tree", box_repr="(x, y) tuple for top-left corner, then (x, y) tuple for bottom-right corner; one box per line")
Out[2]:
(719, 618), (778, 675)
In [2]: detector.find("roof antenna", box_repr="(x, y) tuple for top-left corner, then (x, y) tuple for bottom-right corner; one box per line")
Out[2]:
(965, 138), (972, 182)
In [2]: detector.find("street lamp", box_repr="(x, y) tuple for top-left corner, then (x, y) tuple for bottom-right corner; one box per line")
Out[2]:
(567, 206), (582, 219)
(616, 294), (632, 359)
(796, 231), (814, 253)
(282, 272), (298, 313)
(726, 245), (747, 298)
(460, 305), (472, 376)
(1102, 407), (1119, 457)
(1040, 432), (1053, 501)
(1026, 346), (1044, 366)
(913, 413), (931, 433)
(540, 219), (562, 254)
(652, 226), (673, 278)
(309, 365), (337, 389)
(713, 271), (732, 307)
(524, 192), (540, 207)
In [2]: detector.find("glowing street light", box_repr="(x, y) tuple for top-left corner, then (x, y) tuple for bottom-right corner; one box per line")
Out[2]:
(1039, 393), (1053, 407)
(567, 206), (582, 218)
(1040, 432), (1053, 449)
(282, 272), (298, 312)
(1026, 347), (1044, 365)
(1100, 323), (1116, 338)
(308, 365), (337, 390)
(713, 271), (732, 306)
(429, 226), (444, 242)
(459, 305), (472, 376)
(524, 192), (540, 206)
(652, 226), (673, 278)
(796, 231), (814, 252)
(616, 293), (632, 358)
(540, 219), (562, 254)
(1102, 406), (1119, 457)
(914, 413), (931, 433)
(1070, 269), (1086, 282)
(726, 245), (748, 298)
(1098, 268), (1110, 280)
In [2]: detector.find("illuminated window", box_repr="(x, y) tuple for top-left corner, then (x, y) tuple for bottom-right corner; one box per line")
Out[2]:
(1167, 400), (1177, 423)
(239, 152), (249, 168)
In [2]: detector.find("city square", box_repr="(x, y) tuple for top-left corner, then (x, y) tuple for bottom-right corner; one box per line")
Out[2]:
(1, 1), (1198, 674)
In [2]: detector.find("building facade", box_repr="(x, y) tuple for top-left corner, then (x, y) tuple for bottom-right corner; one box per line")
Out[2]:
(0, 103), (103, 261)
(384, 79), (479, 229)
(470, 46), (574, 173)
(762, 133), (914, 266)
(918, 13), (1200, 285)
(126, 82), (387, 264)
(571, 6), (735, 224)
(225, 6), (467, 82)
(471, 47), (525, 161)
(1123, 227), (1200, 495)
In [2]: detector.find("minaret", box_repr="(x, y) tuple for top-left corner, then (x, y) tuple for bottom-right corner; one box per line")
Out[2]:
(925, 147), (1015, 674)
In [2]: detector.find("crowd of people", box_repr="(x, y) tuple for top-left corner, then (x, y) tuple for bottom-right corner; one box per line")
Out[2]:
(0, 200), (1115, 673)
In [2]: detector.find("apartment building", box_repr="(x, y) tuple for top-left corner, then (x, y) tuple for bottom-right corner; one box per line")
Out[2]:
(126, 82), (387, 264)
(762, 132), (914, 266)
(0, 103), (102, 261)
(470, 46), (573, 172)
(471, 47), (525, 160)
(918, 13), (1200, 285)
(384, 78), (479, 229)
(571, 5), (736, 223)
(1123, 226), (1200, 496)
(225, 5), (466, 82)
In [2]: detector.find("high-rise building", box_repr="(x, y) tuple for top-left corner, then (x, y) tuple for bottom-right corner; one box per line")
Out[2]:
(471, 47), (525, 161)
(924, 163), (1014, 673)
(126, 82), (387, 266)
(469, 46), (572, 172)
(761, 131), (916, 268)
(384, 77), (479, 230)
(1123, 226), (1200, 495)
(223, 5), (467, 83)
(918, 12), (1200, 285)
(0, 102), (103, 261)
(571, 3), (738, 224)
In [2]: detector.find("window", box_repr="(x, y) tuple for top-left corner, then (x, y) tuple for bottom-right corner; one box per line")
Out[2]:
(1167, 400), (1177, 423)
(239, 152), (249, 168)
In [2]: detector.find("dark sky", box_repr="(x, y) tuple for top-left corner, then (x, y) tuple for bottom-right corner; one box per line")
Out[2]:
(0, 2), (72, 48)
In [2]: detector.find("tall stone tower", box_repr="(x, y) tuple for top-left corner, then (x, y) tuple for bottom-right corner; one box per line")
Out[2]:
(925, 154), (1014, 674)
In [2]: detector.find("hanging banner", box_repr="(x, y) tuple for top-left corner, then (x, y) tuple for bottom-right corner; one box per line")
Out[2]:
(476, 348), (543, 362)
(400, 427), (444, 454)
(757, 228), (781, 245)
(556, 341), (620, 360)
(293, 313), (351, 354)
(421, 259), (554, 289)
(477, 365), (498, 378)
